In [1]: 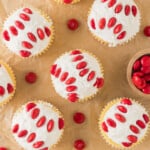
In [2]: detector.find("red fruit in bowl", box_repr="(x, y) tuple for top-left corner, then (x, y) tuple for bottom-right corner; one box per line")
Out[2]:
(133, 60), (141, 71)
(142, 84), (150, 94)
(141, 55), (150, 67)
(132, 72), (144, 77)
(144, 74), (150, 82)
(141, 66), (150, 74)
(132, 75), (146, 89)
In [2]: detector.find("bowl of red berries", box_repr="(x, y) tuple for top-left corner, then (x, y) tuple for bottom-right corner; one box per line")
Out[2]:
(127, 49), (150, 95)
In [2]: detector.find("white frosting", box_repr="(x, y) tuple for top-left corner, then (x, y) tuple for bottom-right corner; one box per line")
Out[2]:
(51, 50), (104, 101)
(2, 7), (53, 57)
(102, 99), (149, 146)
(88, 0), (140, 47)
(0, 63), (15, 103)
(12, 101), (64, 150)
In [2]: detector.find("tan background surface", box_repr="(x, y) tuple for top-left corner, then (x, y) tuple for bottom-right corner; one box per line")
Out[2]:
(0, 0), (150, 149)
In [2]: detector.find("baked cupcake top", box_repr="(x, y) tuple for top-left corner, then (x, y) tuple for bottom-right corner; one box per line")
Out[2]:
(0, 60), (16, 106)
(50, 49), (104, 102)
(99, 98), (149, 149)
(2, 7), (54, 58)
(11, 101), (64, 150)
(88, 0), (141, 47)
(54, 0), (80, 4)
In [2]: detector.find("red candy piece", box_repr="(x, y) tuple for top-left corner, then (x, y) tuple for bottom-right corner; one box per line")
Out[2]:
(60, 72), (69, 82)
(33, 141), (44, 148)
(132, 5), (137, 17)
(130, 125), (139, 134)
(23, 8), (33, 14)
(121, 98), (132, 105)
(40, 148), (48, 150)
(47, 119), (54, 132)
(99, 18), (106, 29)
(108, 0), (116, 8)
(22, 41), (33, 49)
(101, 0), (108, 2)
(55, 68), (61, 78)
(7, 83), (14, 93)
(114, 24), (122, 34)
(68, 93), (78, 102)
(63, 0), (73, 4)
(15, 20), (25, 30)
(142, 84), (150, 94)
(0, 86), (5, 96)
(44, 27), (51, 37)
(65, 77), (76, 85)
(117, 105), (127, 113)
(106, 118), (116, 128)
(87, 71), (95, 81)
(93, 77), (104, 88)
(19, 13), (30, 21)
(122, 142), (132, 147)
(125, 5), (130, 16)
(26, 102), (36, 112)
(10, 26), (18, 36)
(25, 72), (37, 84)
(27, 132), (36, 143)
(72, 55), (84, 62)
(12, 124), (19, 133)
(18, 130), (28, 137)
(132, 75), (146, 89)
(90, 19), (96, 30)
(74, 139), (86, 150)
(115, 113), (126, 123)
(102, 122), (108, 132)
(50, 64), (57, 75)
(117, 31), (126, 40)
(108, 17), (116, 28)
(31, 108), (40, 119)
(127, 135), (138, 143)
(136, 120), (146, 129)
(73, 112), (85, 124)
(141, 55), (150, 67)
(20, 50), (31, 57)
(133, 60), (141, 71)
(58, 118), (64, 130)
(3, 30), (10, 41)
(76, 62), (87, 69)
(37, 28), (45, 40)
(67, 19), (79, 31)
(79, 69), (89, 77)
(144, 26), (150, 37)
(143, 114), (149, 123)
(36, 116), (46, 127)
(71, 50), (81, 55)
(27, 32), (37, 42)
(115, 4), (123, 13)
(0, 147), (7, 150)
(66, 85), (77, 92)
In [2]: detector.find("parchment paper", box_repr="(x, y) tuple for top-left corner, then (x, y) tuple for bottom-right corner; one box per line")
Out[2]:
(0, 0), (150, 149)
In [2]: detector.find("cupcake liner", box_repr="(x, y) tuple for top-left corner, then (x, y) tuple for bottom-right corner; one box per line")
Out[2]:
(99, 97), (150, 149)
(87, 1), (141, 47)
(54, 0), (80, 4)
(0, 60), (16, 107)
(50, 49), (104, 103)
(1, 7), (55, 58)
(12, 100), (65, 150)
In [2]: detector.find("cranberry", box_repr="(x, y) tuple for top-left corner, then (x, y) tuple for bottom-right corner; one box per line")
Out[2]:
(73, 112), (85, 124)
(144, 26), (150, 37)
(67, 19), (79, 31)
(25, 72), (37, 84)
(74, 139), (86, 150)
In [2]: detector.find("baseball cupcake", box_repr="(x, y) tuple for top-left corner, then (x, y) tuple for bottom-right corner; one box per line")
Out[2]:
(11, 101), (64, 150)
(99, 98), (150, 149)
(87, 0), (141, 47)
(2, 7), (54, 58)
(54, 0), (80, 4)
(50, 49), (104, 103)
(0, 60), (16, 107)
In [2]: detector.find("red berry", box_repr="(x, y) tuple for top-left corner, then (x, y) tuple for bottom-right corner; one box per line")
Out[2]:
(67, 19), (79, 31)
(141, 55), (150, 67)
(64, 0), (73, 4)
(0, 86), (5, 96)
(132, 75), (146, 89)
(25, 72), (37, 84)
(73, 112), (85, 124)
(132, 72), (144, 78)
(133, 60), (141, 71)
(74, 139), (85, 150)
(144, 26), (150, 37)
(142, 84), (150, 94)
(0, 147), (7, 150)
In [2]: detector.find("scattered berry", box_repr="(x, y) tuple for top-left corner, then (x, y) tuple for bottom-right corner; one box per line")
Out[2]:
(67, 19), (79, 31)
(144, 26), (150, 37)
(74, 139), (86, 150)
(25, 72), (37, 84)
(64, 0), (73, 4)
(73, 112), (85, 124)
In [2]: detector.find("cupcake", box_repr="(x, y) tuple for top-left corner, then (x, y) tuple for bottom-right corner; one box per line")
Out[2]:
(54, 0), (80, 4)
(0, 60), (16, 107)
(99, 98), (149, 149)
(2, 7), (54, 58)
(11, 101), (64, 150)
(87, 0), (141, 47)
(50, 49), (104, 103)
